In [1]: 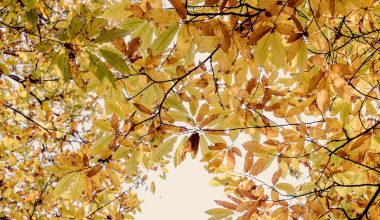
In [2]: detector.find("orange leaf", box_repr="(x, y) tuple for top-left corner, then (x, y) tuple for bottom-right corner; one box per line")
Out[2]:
(215, 200), (238, 210)
(244, 152), (254, 173)
(227, 149), (236, 168)
(250, 157), (268, 176)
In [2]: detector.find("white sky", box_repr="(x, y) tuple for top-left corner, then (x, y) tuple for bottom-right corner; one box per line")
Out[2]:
(135, 159), (224, 220)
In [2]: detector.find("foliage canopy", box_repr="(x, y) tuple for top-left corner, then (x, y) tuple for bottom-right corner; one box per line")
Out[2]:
(1, 0), (380, 219)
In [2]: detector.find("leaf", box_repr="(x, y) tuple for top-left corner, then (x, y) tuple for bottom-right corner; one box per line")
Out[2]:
(56, 51), (70, 82)
(150, 182), (156, 194)
(99, 48), (130, 75)
(254, 34), (271, 66)
(168, 0), (187, 20)
(133, 103), (153, 115)
(152, 24), (179, 56)
(215, 200), (237, 210)
(45, 165), (78, 174)
(70, 174), (85, 200)
(86, 165), (102, 177)
(309, 201), (326, 215)
(121, 17), (145, 30)
(205, 208), (233, 218)
(250, 157), (268, 176)
(88, 51), (115, 85)
(243, 152), (254, 173)
(185, 133), (200, 158)
(242, 141), (266, 153)
(248, 25), (272, 45)
(151, 136), (177, 161)
(216, 21), (231, 52)
(68, 16), (86, 38)
(316, 76), (329, 113)
(91, 133), (113, 156)
(276, 182), (296, 194)
(94, 29), (128, 44)
(54, 173), (76, 195)
(219, 0), (228, 11)
(297, 40), (307, 73)
(270, 32), (286, 66)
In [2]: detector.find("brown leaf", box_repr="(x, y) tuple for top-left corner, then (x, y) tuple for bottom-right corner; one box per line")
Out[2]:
(246, 78), (257, 94)
(219, 0), (228, 11)
(168, 0), (187, 20)
(133, 103), (153, 115)
(111, 114), (119, 132)
(216, 21), (231, 52)
(127, 37), (141, 58)
(275, 23), (295, 35)
(205, 0), (219, 6)
(243, 152), (254, 173)
(215, 200), (238, 210)
(209, 142), (227, 150)
(248, 25), (272, 45)
(288, 0), (304, 8)
(112, 38), (128, 55)
(185, 133), (200, 158)
(291, 15), (303, 32)
(86, 165), (102, 177)
(82, 153), (89, 167)
(287, 33), (303, 43)
(307, 70), (325, 93)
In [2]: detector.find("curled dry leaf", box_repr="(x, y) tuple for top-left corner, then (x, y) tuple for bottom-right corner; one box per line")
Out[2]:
(184, 133), (200, 158)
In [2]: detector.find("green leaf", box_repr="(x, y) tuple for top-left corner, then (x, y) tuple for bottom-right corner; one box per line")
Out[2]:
(132, 22), (154, 50)
(56, 51), (70, 82)
(25, 9), (38, 28)
(68, 16), (86, 38)
(100, 48), (130, 74)
(121, 18), (145, 30)
(166, 96), (188, 113)
(151, 136), (177, 161)
(88, 51), (115, 85)
(54, 173), (76, 195)
(94, 29), (128, 44)
(152, 24), (179, 56)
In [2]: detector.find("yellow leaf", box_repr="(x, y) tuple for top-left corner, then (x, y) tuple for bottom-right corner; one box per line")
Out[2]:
(71, 174), (85, 200)
(276, 182), (296, 194)
(205, 208), (233, 218)
(254, 34), (271, 66)
(54, 173), (76, 195)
